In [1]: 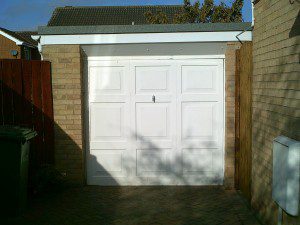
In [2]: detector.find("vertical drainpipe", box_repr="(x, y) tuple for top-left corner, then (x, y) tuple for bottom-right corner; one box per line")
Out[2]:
(235, 1), (255, 43)
(38, 41), (43, 60)
(251, 0), (255, 27)
(31, 35), (43, 60)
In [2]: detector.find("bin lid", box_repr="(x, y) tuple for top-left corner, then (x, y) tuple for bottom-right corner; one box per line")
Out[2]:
(0, 126), (37, 141)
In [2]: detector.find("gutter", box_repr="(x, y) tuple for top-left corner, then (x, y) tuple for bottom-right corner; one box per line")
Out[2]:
(235, 0), (255, 44)
(235, 26), (253, 44)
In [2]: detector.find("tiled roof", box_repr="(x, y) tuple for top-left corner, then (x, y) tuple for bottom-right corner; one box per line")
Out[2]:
(0, 27), (38, 47)
(47, 5), (183, 26)
(15, 31), (38, 46)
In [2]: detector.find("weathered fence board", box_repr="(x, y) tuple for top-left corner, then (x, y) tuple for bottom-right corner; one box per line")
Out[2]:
(32, 61), (44, 164)
(2, 60), (14, 124)
(22, 60), (33, 126)
(0, 61), (3, 125)
(235, 42), (253, 201)
(41, 62), (54, 163)
(0, 59), (54, 166)
(12, 60), (23, 124)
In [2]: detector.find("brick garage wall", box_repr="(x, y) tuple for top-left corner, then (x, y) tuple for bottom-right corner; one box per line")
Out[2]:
(43, 45), (85, 184)
(252, 0), (300, 224)
(225, 42), (241, 189)
(41, 43), (240, 187)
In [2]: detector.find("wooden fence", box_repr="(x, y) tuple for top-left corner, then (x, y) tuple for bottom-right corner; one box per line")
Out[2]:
(235, 42), (253, 201)
(0, 59), (54, 166)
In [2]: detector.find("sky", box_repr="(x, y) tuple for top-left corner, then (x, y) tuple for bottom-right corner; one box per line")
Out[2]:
(0, 0), (252, 31)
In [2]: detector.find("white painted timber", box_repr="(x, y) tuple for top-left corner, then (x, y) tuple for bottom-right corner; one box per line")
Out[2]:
(87, 57), (224, 185)
(34, 31), (251, 46)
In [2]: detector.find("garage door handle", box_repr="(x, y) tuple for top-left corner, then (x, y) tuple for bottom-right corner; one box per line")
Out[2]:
(152, 95), (156, 103)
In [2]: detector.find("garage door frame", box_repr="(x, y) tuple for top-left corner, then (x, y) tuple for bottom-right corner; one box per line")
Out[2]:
(85, 55), (225, 185)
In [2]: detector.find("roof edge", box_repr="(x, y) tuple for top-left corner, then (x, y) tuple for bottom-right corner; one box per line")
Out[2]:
(0, 28), (37, 48)
(0, 29), (24, 45)
(38, 22), (252, 35)
(54, 4), (182, 9)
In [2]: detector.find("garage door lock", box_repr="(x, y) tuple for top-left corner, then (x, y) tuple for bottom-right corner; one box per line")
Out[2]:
(152, 95), (156, 103)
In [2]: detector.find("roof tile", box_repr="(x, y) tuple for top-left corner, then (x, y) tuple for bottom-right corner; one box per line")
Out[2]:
(48, 5), (182, 26)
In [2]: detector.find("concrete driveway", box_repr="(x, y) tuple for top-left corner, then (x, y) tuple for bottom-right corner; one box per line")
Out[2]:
(4, 186), (261, 225)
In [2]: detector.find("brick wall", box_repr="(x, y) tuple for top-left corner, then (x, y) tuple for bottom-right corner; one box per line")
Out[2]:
(225, 42), (241, 189)
(252, 0), (300, 224)
(43, 45), (85, 184)
(0, 35), (21, 59)
(41, 43), (240, 187)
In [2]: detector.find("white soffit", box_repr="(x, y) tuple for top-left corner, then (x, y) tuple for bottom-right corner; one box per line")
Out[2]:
(35, 31), (252, 45)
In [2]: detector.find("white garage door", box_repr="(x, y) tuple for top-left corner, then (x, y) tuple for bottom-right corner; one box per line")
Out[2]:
(87, 58), (224, 185)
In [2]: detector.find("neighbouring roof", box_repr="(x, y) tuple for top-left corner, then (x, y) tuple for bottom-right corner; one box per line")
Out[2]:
(0, 27), (38, 47)
(15, 31), (38, 46)
(48, 5), (182, 26)
(38, 5), (252, 36)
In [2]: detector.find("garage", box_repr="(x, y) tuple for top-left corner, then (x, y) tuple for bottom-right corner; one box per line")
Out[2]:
(35, 5), (252, 186)
(86, 53), (224, 185)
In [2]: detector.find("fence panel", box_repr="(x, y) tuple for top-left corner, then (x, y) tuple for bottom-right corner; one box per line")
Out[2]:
(11, 60), (23, 124)
(32, 61), (44, 164)
(22, 60), (33, 127)
(0, 61), (3, 125)
(2, 60), (14, 124)
(235, 42), (253, 201)
(41, 62), (54, 164)
(0, 59), (54, 166)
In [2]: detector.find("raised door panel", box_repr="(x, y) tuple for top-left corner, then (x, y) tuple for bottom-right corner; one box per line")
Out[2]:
(182, 149), (223, 174)
(136, 149), (172, 176)
(90, 103), (125, 141)
(181, 65), (218, 94)
(136, 103), (170, 139)
(90, 67), (124, 94)
(135, 66), (170, 94)
(89, 150), (125, 177)
(181, 102), (219, 144)
(88, 61), (129, 103)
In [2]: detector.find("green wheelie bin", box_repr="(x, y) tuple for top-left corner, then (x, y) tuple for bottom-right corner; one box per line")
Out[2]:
(0, 126), (37, 217)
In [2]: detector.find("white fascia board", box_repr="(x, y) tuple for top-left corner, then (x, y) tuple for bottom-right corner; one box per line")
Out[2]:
(87, 55), (226, 61)
(0, 30), (23, 45)
(38, 31), (252, 45)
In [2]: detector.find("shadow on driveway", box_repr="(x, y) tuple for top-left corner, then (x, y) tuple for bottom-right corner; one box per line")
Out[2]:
(4, 186), (262, 225)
